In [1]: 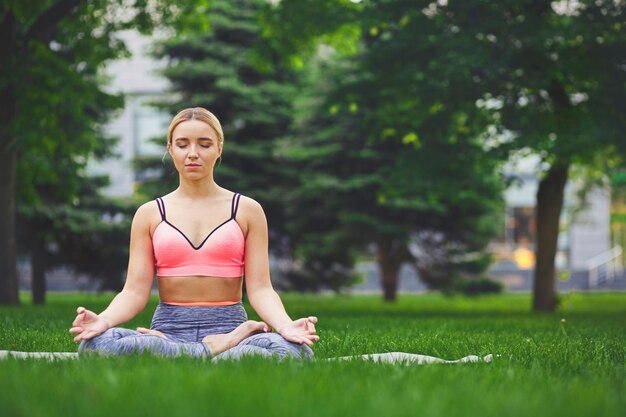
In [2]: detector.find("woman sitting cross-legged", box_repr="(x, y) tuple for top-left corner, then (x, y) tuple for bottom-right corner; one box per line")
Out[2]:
(69, 107), (318, 360)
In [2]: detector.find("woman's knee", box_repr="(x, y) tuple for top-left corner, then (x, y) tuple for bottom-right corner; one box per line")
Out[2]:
(239, 332), (314, 360)
(78, 328), (154, 356)
(211, 345), (273, 362)
(79, 328), (209, 358)
(77, 328), (132, 354)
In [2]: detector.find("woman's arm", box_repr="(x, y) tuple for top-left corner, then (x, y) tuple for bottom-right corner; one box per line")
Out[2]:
(70, 202), (156, 341)
(242, 198), (319, 346)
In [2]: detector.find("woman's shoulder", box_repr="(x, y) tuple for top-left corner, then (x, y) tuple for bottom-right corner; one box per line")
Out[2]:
(136, 199), (161, 215)
(231, 193), (266, 232)
(236, 193), (264, 214)
(133, 199), (162, 225)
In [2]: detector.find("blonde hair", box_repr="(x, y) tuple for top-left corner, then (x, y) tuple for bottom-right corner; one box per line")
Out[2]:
(167, 107), (224, 146)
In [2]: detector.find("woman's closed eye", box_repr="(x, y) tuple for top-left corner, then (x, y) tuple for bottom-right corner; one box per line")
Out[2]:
(176, 144), (210, 149)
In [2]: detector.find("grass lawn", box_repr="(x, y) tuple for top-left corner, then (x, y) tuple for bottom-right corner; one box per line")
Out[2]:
(0, 292), (624, 417)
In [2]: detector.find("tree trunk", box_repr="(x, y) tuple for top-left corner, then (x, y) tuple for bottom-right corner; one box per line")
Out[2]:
(0, 13), (20, 305)
(376, 238), (409, 302)
(31, 234), (47, 305)
(533, 161), (569, 312)
(0, 132), (19, 305)
(380, 258), (402, 302)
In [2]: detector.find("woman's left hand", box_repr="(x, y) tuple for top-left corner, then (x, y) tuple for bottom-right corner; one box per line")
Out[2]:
(278, 316), (319, 346)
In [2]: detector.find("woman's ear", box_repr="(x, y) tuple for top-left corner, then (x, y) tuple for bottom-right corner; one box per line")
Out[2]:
(217, 142), (223, 166)
(161, 143), (171, 163)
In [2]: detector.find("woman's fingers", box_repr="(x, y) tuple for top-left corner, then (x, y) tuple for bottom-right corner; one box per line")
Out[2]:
(306, 319), (316, 334)
(73, 332), (89, 342)
(278, 318), (320, 346)
(303, 333), (319, 342)
(283, 330), (319, 346)
(297, 317), (316, 335)
(69, 326), (82, 335)
(294, 317), (318, 333)
(72, 312), (85, 327)
(288, 335), (310, 346)
(75, 329), (101, 342)
(72, 307), (99, 327)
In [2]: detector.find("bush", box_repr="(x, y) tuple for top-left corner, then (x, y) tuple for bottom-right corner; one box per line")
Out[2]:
(452, 277), (504, 296)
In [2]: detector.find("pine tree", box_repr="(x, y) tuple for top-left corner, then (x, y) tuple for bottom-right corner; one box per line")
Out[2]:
(137, 0), (300, 257)
(280, 45), (504, 299)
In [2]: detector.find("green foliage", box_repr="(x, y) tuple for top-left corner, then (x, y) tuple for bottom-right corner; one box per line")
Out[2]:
(263, 0), (626, 178)
(261, 0), (626, 307)
(257, 0), (362, 67)
(0, 0), (201, 303)
(611, 170), (626, 187)
(10, 5), (125, 205)
(279, 22), (504, 293)
(5, 0), (197, 206)
(17, 175), (137, 291)
(451, 277), (504, 297)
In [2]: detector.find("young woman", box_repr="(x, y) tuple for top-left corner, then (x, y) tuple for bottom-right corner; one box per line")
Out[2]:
(70, 107), (318, 360)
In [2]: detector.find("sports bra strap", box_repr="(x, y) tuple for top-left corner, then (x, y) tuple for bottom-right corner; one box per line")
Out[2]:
(231, 193), (241, 219)
(156, 198), (166, 221)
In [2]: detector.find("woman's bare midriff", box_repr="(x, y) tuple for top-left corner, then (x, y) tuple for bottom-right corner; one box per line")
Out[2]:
(157, 276), (243, 303)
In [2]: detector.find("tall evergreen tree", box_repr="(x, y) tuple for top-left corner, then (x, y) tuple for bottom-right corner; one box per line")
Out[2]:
(136, 0), (301, 256)
(281, 54), (504, 300)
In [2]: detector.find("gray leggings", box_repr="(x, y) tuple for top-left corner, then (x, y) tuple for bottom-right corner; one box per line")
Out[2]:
(78, 302), (314, 361)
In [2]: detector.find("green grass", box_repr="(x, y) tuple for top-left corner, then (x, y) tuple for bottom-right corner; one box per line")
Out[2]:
(1, 292), (624, 417)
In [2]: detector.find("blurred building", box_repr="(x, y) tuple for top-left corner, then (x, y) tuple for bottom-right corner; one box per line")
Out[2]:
(486, 155), (623, 291)
(89, 30), (173, 197)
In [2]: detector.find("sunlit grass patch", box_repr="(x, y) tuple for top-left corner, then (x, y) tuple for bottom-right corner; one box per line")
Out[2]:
(1, 292), (624, 417)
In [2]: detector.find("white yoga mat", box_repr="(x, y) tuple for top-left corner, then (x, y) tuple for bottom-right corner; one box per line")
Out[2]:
(328, 352), (493, 364)
(0, 351), (79, 360)
(0, 350), (492, 364)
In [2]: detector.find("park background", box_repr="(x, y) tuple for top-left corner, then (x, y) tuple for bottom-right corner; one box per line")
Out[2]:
(1, 0), (625, 308)
(0, 2), (624, 417)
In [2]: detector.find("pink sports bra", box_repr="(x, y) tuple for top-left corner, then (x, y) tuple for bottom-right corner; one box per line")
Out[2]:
(153, 193), (245, 278)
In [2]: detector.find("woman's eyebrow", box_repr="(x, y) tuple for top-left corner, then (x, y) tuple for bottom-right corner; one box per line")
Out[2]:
(173, 136), (214, 141)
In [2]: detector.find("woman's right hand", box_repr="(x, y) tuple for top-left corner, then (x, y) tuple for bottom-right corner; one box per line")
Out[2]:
(69, 307), (111, 342)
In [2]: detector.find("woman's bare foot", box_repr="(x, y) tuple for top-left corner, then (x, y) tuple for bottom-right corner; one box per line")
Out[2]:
(202, 320), (269, 356)
(136, 327), (168, 339)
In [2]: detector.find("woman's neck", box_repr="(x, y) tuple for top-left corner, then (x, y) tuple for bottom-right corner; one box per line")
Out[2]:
(175, 176), (221, 199)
